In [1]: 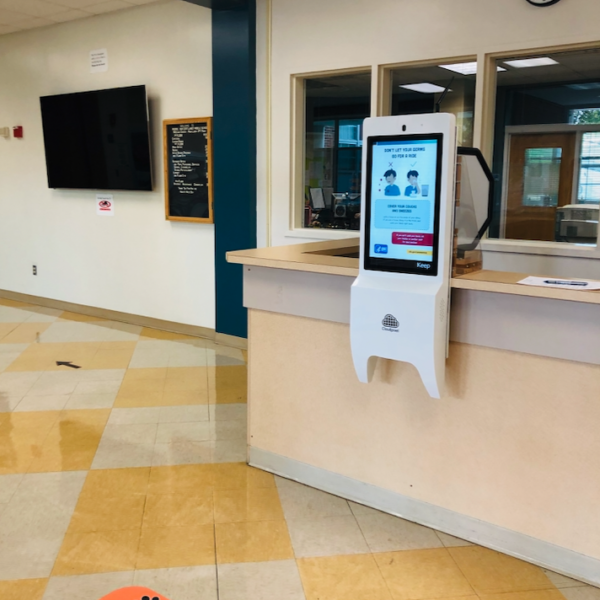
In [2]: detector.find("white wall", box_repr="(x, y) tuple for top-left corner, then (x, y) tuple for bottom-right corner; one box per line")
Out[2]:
(0, 1), (215, 328)
(258, 0), (600, 276)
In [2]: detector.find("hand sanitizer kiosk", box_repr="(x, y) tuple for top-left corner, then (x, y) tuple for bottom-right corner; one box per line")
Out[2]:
(350, 113), (457, 399)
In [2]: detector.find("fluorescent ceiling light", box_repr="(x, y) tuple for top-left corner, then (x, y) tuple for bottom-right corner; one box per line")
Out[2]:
(503, 57), (559, 69)
(567, 82), (600, 90)
(400, 83), (448, 94)
(439, 62), (507, 75)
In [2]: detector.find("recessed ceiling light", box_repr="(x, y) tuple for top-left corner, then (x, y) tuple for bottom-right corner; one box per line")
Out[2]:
(503, 57), (559, 68)
(400, 83), (448, 94)
(439, 62), (507, 75)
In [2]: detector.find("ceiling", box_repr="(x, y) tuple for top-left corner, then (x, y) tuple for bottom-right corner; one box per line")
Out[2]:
(0, 0), (164, 36)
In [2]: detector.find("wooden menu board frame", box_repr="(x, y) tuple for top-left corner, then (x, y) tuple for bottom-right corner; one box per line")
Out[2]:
(163, 117), (214, 223)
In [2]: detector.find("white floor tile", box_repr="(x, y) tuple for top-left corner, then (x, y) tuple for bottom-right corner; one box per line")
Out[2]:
(209, 420), (246, 441)
(0, 393), (24, 411)
(65, 392), (116, 409)
(0, 306), (36, 323)
(43, 571), (135, 600)
(209, 404), (247, 422)
(0, 353), (20, 373)
(435, 530), (473, 547)
(562, 587), (600, 600)
(217, 560), (305, 600)
(210, 439), (247, 463)
(100, 422), (158, 445)
(73, 380), (121, 394)
(108, 407), (162, 425)
(78, 369), (126, 382)
(152, 441), (213, 466)
(134, 566), (218, 600)
(159, 405), (209, 423)
(155, 421), (211, 443)
(13, 394), (70, 412)
(27, 378), (79, 396)
(92, 441), (156, 469)
(276, 477), (351, 520)
(287, 515), (369, 558)
(0, 371), (43, 394)
(0, 473), (23, 504)
(0, 343), (29, 354)
(542, 569), (590, 589)
(355, 512), (444, 552)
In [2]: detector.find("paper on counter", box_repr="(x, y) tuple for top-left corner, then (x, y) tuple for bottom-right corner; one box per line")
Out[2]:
(518, 276), (600, 291)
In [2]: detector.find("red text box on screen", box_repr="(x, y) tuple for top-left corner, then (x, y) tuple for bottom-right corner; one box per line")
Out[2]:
(392, 233), (434, 246)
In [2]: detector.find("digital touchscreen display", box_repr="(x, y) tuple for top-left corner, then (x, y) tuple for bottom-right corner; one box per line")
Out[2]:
(364, 134), (443, 276)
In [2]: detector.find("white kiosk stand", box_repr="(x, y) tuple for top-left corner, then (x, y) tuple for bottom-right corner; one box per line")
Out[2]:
(350, 113), (456, 399)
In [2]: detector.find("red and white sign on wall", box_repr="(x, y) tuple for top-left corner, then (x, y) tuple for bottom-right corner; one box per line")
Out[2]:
(96, 194), (114, 216)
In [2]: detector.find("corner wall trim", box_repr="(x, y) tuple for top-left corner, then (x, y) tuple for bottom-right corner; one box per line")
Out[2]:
(0, 289), (215, 341)
(249, 446), (600, 587)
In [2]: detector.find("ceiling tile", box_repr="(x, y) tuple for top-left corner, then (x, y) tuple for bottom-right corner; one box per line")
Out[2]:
(0, 22), (21, 33)
(0, 0), (68, 18)
(11, 16), (56, 29)
(86, 1), (134, 14)
(50, 8), (93, 22)
(0, 8), (28, 24)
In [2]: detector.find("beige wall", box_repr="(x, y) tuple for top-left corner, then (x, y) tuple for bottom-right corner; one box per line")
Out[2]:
(0, 1), (215, 328)
(249, 308), (600, 561)
(256, 0), (600, 274)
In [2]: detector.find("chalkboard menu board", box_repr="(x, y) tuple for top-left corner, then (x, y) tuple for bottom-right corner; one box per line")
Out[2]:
(163, 117), (213, 223)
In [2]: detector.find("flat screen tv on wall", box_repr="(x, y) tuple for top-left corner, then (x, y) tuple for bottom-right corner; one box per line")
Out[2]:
(40, 85), (153, 191)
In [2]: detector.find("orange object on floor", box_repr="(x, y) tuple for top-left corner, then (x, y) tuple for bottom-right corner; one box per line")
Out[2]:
(99, 587), (169, 600)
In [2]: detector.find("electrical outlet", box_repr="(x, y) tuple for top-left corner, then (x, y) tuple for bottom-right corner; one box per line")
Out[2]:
(32, 265), (37, 276)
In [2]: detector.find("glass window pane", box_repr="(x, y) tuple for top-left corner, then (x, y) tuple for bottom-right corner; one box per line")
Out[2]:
(303, 73), (371, 230)
(390, 62), (476, 147)
(490, 48), (600, 246)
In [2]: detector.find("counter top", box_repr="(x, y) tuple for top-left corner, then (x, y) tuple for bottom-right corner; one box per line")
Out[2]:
(227, 239), (600, 305)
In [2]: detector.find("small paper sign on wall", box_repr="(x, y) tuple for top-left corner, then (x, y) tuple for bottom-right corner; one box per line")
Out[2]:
(90, 49), (108, 73)
(96, 194), (114, 216)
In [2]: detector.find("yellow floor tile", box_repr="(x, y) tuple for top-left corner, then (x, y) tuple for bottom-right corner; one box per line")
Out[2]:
(215, 520), (294, 564)
(298, 554), (393, 600)
(140, 327), (199, 341)
(163, 378), (207, 393)
(374, 548), (475, 600)
(0, 579), (48, 600)
(0, 412), (60, 474)
(447, 547), (555, 595)
(479, 592), (568, 600)
(0, 323), (51, 344)
(0, 322), (19, 341)
(5, 342), (101, 371)
(143, 491), (214, 527)
(213, 462), (276, 489)
(89, 351), (133, 370)
(81, 467), (151, 498)
(208, 365), (247, 404)
(166, 367), (207, 379)
(137, 525), (215, 569)
(119, 379), (166, 394)
(161, 389), (209, 406)
(59, 311), (105, 322)
(214, 487), (284, 523)
(27, 410), (109, 473)
(68, 494), (146, 533)
(53, 529), (141, 575)
(148, 464), (216, 496)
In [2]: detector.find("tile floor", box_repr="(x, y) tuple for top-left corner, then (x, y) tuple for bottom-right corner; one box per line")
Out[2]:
(0, 297), (598, 600)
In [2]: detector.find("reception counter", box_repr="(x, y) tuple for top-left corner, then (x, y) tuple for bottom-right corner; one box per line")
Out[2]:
(227, 239), (600, 586)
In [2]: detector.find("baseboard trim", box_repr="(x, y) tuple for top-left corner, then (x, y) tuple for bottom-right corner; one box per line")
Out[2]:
(250, 446), (600, 587)
(215, 332), (248, 349)
(0, 289), (215, 341)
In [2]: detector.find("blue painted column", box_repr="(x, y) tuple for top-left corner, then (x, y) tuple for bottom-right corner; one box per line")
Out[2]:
(212, 0), (257, 339)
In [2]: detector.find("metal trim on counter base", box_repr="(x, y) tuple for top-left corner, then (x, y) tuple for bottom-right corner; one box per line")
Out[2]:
(243, 266), (600, 366)
(250, 446), (600, 588)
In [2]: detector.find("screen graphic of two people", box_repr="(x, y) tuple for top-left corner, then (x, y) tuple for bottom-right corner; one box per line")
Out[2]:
(384, 169), (421, 197)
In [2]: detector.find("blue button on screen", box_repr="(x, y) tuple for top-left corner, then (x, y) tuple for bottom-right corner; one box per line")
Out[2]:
(374, 244), (388, 254)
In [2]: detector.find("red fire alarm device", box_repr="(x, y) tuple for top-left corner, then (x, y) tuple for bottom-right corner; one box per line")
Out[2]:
(13, 126), (23, 138)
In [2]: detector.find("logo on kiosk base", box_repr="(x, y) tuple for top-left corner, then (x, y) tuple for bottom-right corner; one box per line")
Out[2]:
(382, 314), (400, 333)
(417, 262), (432, 270)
